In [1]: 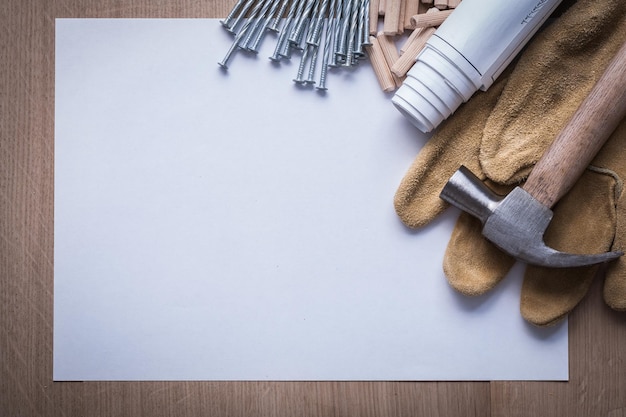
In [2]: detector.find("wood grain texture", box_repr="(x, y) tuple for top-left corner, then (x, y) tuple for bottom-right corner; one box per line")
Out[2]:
(0, 1), (624, 416)
(492, 272), (626, 417)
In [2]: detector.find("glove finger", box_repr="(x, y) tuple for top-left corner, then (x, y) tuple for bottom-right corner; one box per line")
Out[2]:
(604, 186), (626, 311)
(521, 170), (617, 326)
(394, 73), (509, 229)
(587, 117), (626, 311)
(521, 265), (598, 327)
(443, 181), (516, 295)
(479, 0), (626, 185)
(444, 213), (515, 296)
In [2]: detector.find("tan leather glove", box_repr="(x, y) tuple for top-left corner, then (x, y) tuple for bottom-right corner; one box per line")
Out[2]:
(394, 0), (626, 326)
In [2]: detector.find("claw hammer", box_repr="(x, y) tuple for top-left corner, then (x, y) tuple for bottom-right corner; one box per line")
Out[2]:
(440, 40), (626, 268)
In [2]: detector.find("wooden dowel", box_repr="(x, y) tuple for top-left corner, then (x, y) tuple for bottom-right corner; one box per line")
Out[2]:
(383, 0), (402, 35)
(417, 1), (429, 13)
(370, 0), (380, 34)
(399, 8), (436, 53)
(398, 0), (406, 33)
(377, 33), (406, 87)
(399, 26), (422, 54)
(434, 0), (448, 10)
(366, 36), (397, 92)
(403, 0), (420, 29)
(409, 8), (452, 28)
(377, 32), (400, 68)
(392, 26), (436, 77)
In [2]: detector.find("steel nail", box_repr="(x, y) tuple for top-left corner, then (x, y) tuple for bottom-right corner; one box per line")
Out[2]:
(267, 0), (291, 32)
(218, 19), (254, 69)
(317, 6), (335, 90)
(221, 0), (247, 30)
(289, 0), (317, 45)
(293, 44), (313, 84)
(343, 0), (360, 66)
(307, 0), (329, 47)
(305, 45), (319, 83)
(227, 0), (258, 35)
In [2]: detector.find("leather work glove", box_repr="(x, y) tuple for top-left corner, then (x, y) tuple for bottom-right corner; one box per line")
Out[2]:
(394, 0), (626, 326)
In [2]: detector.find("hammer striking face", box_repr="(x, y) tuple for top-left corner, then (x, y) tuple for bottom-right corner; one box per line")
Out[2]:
(440, 166), (623, 268)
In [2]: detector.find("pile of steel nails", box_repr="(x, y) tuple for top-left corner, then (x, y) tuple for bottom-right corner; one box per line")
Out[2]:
(218, 0), (372, 90)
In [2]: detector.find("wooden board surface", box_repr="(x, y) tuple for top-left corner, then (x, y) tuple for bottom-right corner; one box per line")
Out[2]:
(1, 1), (625, 416)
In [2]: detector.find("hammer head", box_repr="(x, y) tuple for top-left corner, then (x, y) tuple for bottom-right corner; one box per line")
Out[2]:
(440, 166), (623, 268)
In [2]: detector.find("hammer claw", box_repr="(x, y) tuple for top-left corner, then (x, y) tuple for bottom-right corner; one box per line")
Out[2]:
(515, 243), (623, 269)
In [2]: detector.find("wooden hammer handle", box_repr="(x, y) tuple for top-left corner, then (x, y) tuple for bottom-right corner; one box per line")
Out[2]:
(522, 40), (626, 208)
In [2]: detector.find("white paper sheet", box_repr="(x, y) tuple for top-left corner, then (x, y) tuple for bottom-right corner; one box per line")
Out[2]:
(54, 18), (568, 381)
